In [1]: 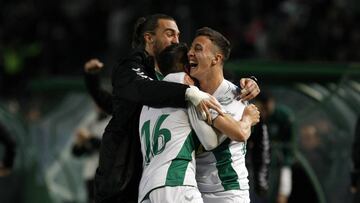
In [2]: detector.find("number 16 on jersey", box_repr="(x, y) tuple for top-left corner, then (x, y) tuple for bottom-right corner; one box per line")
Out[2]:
(141, 114), (171, 165)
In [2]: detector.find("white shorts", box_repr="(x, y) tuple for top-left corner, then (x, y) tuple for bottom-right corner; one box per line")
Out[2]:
(201, 190), (250, 203)
(142, 186), (203, 203)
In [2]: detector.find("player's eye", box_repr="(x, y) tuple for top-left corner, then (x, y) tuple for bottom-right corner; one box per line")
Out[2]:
(195, 45), (202, 52)
(166, 31), (174, 37)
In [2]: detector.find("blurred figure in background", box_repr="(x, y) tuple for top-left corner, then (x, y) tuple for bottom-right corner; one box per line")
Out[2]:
(255, 91), (294, 203)
(71, 106), (110, 203)
(246, 106), (271, 203)
(351, 116), (360, 202)
(0, 122), (16, 177)
(70, 58), (111, 203)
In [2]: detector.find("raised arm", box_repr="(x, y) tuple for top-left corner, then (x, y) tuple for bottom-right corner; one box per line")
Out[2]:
(83, 59), (113, 115)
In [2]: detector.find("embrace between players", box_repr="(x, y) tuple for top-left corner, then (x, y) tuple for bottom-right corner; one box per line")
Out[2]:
(86, 14), (261, 203)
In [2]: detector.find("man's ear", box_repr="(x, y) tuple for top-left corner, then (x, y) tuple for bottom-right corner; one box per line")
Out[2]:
(144, 32), (154, 44)
(211, 54), (223, 65)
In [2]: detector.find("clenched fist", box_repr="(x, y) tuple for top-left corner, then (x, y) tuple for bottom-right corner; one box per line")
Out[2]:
(84, 58), (104, 74)
(243, 104), (260, 126)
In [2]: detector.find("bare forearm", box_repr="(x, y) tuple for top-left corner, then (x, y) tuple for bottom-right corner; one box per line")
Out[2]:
(213, 114), (250, 142)
(237, 116), (253, 141)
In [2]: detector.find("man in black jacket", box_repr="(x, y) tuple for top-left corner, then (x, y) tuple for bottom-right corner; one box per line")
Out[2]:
(247, 112), (271, 202)
(88, 14), (260, 203)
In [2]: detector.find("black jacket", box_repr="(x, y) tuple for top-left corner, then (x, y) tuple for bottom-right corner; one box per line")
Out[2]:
(84, 72), (113, 115)
(247, 120), (271, 197)
(92, 49), (189, 203)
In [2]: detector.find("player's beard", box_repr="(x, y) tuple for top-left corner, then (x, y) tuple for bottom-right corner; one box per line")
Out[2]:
(153, 39), (166, 59)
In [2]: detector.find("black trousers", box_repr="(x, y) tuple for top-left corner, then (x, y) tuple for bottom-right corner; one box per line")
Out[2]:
(94, 130), (142, 203)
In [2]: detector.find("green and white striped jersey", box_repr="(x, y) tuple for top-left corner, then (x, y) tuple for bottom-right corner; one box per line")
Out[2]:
(138, 72), (209, 203)
(138, 106), (200, 202)
(196, 79), (250, 193)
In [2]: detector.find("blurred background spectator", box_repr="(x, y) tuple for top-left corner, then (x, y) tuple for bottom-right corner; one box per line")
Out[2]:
(1, 0), (359, 93)
(255, 91), (295, 203)
(71, 105), (110, 203)
(246, 111), (271, 203)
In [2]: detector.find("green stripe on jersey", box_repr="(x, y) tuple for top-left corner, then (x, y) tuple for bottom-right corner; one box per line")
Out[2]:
(155, 71), (164, 80)
(213, 139), (240, 190)
(165, 131), (200, 185)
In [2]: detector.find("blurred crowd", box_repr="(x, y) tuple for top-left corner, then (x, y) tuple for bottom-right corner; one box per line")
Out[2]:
(0, 0), (360, 96)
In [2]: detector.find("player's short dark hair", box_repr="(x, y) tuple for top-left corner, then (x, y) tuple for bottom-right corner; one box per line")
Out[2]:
(132, 14), (175, 49)
(195, 27), (231, 62)
(157, 43), (189, 76)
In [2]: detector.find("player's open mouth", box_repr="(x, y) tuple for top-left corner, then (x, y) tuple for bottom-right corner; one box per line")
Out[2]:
(189, 62), (198, 68)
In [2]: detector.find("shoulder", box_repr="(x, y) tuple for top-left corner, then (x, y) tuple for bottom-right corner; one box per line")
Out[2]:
(160, 108), (187, 119)
(141, 106), (186, 117)
(224, 79), (238, 89)
(217, 79), (239, 105)
(117, 49), (154, 67)
(140, 107), (187, 126)
(224, 79), (240, 98)
(112, 49), (155, 80)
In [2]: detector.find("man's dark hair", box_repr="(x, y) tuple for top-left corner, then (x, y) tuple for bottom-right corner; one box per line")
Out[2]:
(157, 43), (189, 76)
(132, 14), (175, 49)
(195, 27), (231, 62)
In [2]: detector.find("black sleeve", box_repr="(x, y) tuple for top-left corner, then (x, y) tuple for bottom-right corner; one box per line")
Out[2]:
(72, 144), (86, 157)
(84, 72), (113, 115)
(71, 137), (102, 157)
(112, 59), (189, 108)
(352, 117), (360, 187)
(89, 137), (101, 150)
(0, 123), (16, 168)
(249, 121), (271, 197)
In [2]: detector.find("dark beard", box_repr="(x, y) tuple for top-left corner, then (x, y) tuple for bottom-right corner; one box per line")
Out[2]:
(153, 39), (164, 59)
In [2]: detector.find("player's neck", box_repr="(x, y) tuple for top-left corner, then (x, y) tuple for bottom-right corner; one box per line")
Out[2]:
(154, 61), (160, 73)
(199, 69), (224, 95)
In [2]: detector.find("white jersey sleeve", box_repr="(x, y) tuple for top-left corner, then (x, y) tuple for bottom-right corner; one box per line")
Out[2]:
(187, 104), (220, 151)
